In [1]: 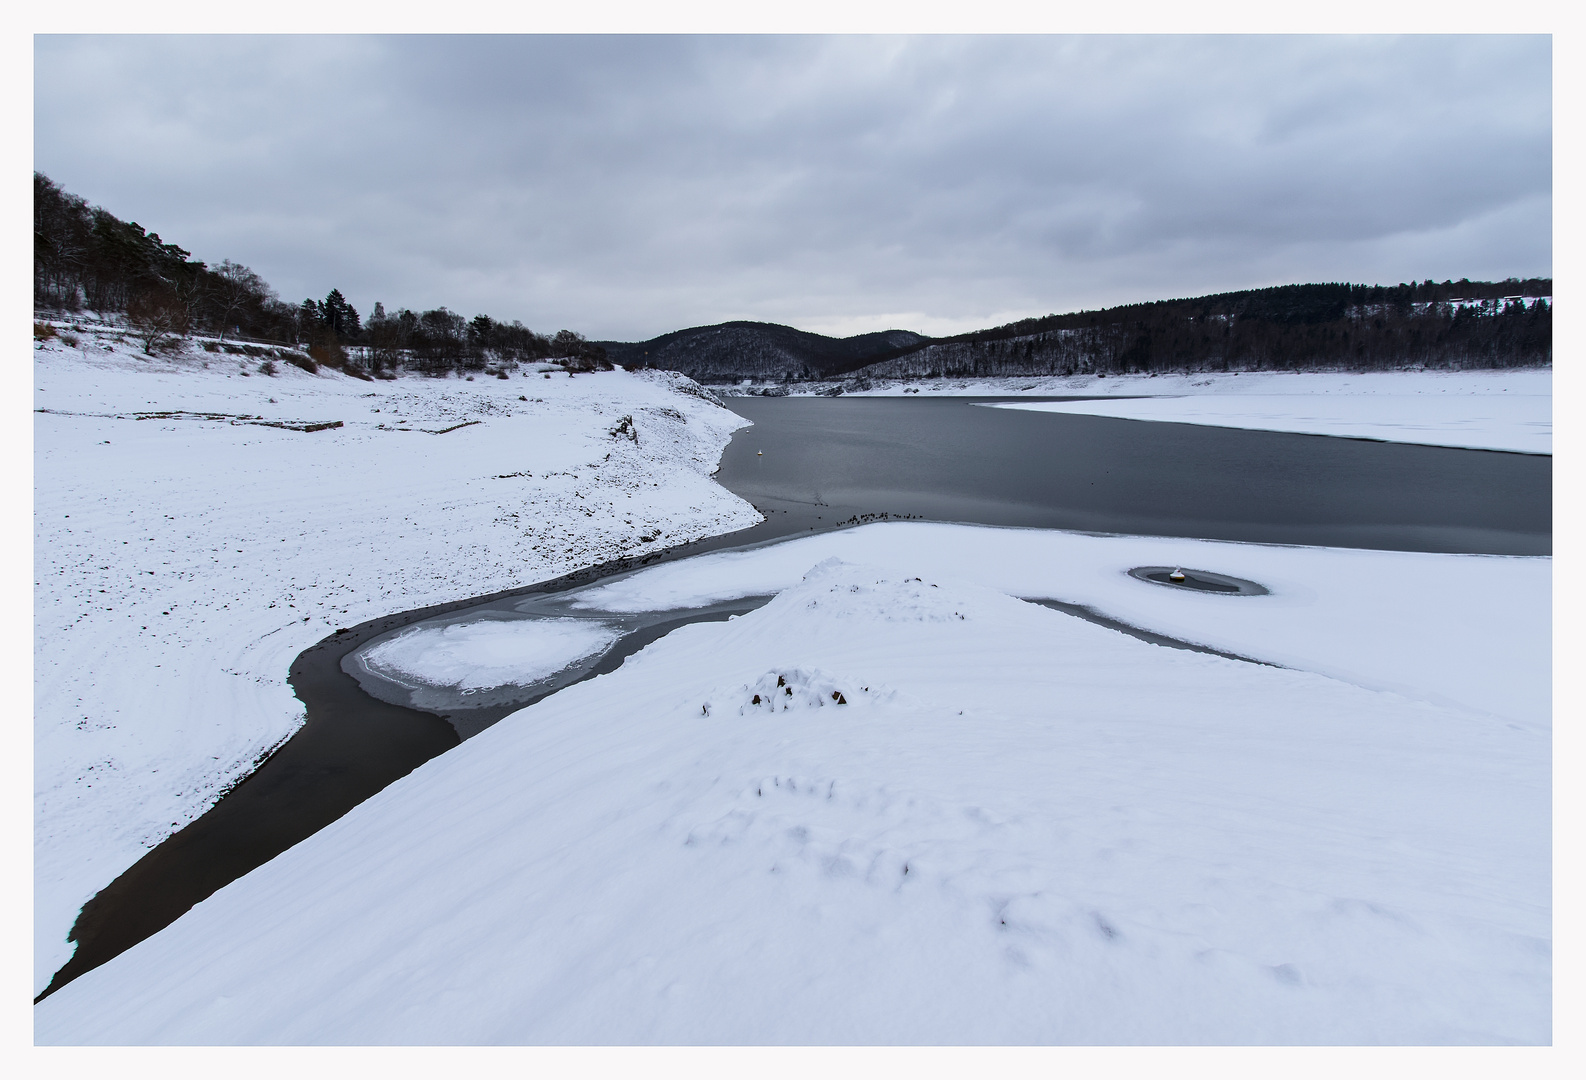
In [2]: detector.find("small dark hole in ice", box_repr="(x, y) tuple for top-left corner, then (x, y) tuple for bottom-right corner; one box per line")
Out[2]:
(1128, 566), (1268, 595)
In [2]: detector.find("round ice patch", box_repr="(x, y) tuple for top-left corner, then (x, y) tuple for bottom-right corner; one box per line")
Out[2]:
(359, 617), (622, 692)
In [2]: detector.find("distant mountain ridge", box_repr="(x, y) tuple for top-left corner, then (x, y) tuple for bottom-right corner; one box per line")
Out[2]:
(599, 280), (1551, 383)
(598, 321), (927, 382)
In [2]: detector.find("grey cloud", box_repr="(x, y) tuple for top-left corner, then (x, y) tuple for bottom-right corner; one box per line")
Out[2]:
(34, 35), (1550, 340)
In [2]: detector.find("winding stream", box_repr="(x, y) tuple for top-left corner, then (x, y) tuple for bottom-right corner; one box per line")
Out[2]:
(37, 395), (1551, 1001)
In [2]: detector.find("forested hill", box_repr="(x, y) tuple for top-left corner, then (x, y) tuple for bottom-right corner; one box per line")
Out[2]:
(609, 281), (1551, 383)
(33, 171), (609, 374)
(37, 169), (1548, 382)
(597, 322), (927, 381)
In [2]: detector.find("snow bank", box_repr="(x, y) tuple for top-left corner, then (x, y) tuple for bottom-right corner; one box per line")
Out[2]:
(35, 557), (1549, 1044)
(32, 326), (759, 993)
(847, 367), (1551, 399)
(985, 392), (1550, 454)
(568, 522), (1550, 729)
(836, 368), (1552, 453)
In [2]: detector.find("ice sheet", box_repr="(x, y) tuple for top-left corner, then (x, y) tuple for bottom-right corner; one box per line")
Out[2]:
(360, 617), (622, 692)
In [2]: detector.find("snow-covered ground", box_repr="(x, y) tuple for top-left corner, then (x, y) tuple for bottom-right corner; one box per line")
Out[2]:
(846, 368), (1551, 400)
(985, 394), (1548, 454)
(32, 325), (759, 994)
(33, 325), (1553, 1042)
(566, 523), (1550, 728)
(35, 524), (1549, 1043)
(985, 390), (1549, 454)
(840, 369), (1551, 454)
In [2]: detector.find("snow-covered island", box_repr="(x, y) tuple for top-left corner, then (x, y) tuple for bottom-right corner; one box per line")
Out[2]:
(34, 324), (1550, 1043)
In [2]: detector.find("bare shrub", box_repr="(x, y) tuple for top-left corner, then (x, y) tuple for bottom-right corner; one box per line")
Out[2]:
(125, 290), (191, 355)
(307, 341), (344, 368)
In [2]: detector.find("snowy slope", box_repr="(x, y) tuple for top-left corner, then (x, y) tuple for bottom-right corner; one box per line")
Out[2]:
(568, 522), (1550, 729)
(34, 557), (1550, 1044)
(32, 327), (759, 993)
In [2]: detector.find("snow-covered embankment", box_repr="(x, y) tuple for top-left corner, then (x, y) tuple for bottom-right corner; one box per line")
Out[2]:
(35, 546), (1550, 1043)
(851, 368), (1552, 454)
(32, 329), (759, 993)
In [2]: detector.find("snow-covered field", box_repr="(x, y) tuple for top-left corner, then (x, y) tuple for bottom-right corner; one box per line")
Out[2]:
(566, 523), (1550, 728)
(35, 521), (1549, 1043)
(844, 369), (1552, 454)
(986, 394), (1548, 454)
(33, 327), (1552, 1043)
(32, 326), (759, 994)
(846, 368), (1550, 401)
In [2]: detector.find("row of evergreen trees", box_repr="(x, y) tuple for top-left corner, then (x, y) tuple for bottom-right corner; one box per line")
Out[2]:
(33, 172), (609, 373)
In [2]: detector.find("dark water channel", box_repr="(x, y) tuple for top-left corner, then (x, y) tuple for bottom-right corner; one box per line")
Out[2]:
(38, 394), (1551, 1002)
(715, 396), (1551, 555)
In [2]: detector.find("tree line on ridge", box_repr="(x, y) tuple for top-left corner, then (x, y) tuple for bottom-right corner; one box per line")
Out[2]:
(33, 172), (609, 374)
(37, 170), (1549, 384)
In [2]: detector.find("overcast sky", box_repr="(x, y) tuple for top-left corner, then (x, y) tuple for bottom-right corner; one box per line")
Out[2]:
(34, 35), (1551, 341)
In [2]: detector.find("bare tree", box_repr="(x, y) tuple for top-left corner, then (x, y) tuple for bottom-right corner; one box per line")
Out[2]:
(211, 260), (270, 343)
(126, 289), (191, 355)
(554, 329), (611, 372)
(365, 301), (405, 371)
